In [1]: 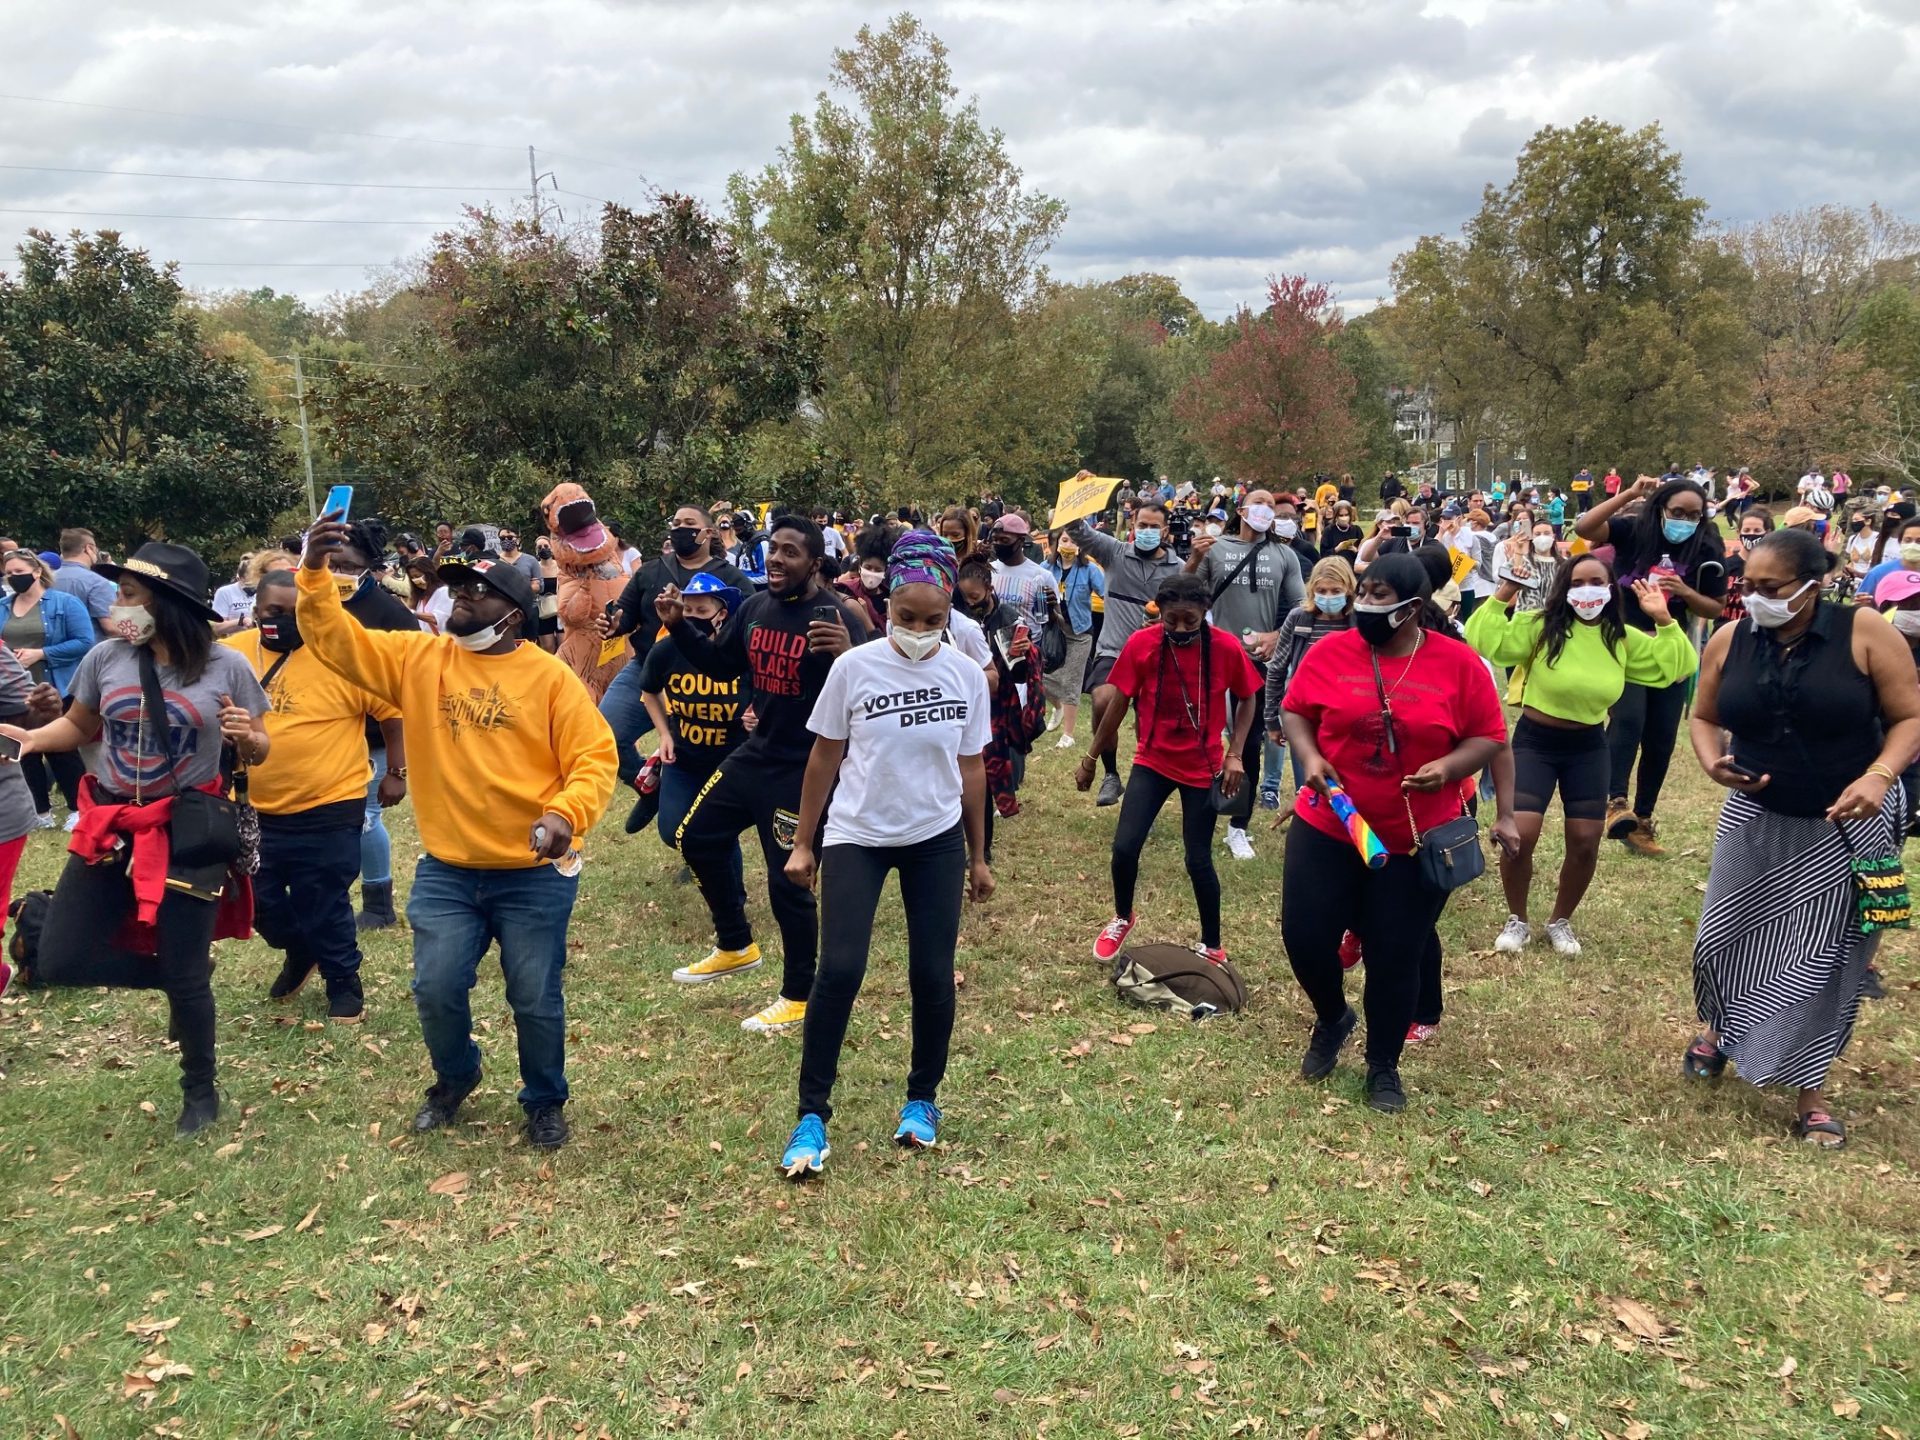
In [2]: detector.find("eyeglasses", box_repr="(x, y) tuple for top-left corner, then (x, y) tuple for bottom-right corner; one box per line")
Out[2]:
(445, 577), (492, 599)
(1745, 574), (1817, 600)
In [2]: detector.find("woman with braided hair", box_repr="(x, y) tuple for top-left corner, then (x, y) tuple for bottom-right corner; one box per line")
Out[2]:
(1078, 572), (1262, 966)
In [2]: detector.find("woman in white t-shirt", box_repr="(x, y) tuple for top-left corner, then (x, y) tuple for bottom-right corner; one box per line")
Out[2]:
(777, 530), (994, 1178)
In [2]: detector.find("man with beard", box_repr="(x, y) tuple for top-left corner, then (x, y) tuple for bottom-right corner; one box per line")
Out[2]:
(597, 505), (749, 808)
(222, 571), (399, 1023)
(297, 519), (618, 1150)
(653, 515), (870, 1035)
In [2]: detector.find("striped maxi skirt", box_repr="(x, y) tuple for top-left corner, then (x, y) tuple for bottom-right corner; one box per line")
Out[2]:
(1692, 786), (1900, 1090)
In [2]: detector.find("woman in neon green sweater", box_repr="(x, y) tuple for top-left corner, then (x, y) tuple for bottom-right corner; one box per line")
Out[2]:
(1466, 556), (1697, 955)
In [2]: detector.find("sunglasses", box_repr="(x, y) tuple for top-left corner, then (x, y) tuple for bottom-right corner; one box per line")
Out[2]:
(445, 577), (493, 599)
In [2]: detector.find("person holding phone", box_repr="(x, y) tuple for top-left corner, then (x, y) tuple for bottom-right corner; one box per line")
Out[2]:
(296, 519), (618, 1150)
(1685, 529), (1920, 1148)
(653, 515), (870, 1035)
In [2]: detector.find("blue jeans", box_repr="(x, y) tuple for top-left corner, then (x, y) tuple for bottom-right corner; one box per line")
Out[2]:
(254, 817), (362, 990)
(598, 659), (655, 787)
(406, 856), (577, 1110)
(362, 743), (393, 885)
(1260, 738), (1284, 798)
(658, 761), (744, 908)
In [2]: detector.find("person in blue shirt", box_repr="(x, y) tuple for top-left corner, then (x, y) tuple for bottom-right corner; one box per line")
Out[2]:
(1, 549), (95, 827)
(1043, 531), (1105, 747)
(1546, 490), (1567, 530)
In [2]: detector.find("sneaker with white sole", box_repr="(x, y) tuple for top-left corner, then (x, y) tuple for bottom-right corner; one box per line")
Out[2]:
(1054, 733), (1077, 749)
(1093, 913), (1136, 962)
(1224, 827), (1256, 861)
(62, 812), (79, 833)
(30, 813), (54, 831)
(1544, 918), (1582, 956)
(781, 1114), (829, 1178)
(673, 942), (763, 984)
(894, 1100), (940, 1149)
(1493, 915), (1532, 953)
(742, 996), (807, 1034)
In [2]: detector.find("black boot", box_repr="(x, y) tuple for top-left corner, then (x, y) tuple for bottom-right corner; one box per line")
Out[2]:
(414, 1070), (481, 1132)
(267, 952), (316, 1002)
(176, 1086), (221, 1137)
(356, 880), (398, 932)
(327, 974), (365, 1025)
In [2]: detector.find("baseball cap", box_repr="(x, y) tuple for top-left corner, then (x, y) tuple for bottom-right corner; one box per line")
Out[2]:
(1876, 570), (1920, 606)
(992, 514), (1032, 537)
(1782, 505), (1820, 528)
(458, 526), (490, 551)
(437, 556), (535, 618)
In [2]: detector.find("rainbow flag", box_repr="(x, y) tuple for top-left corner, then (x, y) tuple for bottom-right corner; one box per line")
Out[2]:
(1324, 782), (1389, 869)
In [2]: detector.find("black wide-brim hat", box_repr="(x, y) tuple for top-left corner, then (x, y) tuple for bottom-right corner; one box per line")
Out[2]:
(95, 542), (221, 621)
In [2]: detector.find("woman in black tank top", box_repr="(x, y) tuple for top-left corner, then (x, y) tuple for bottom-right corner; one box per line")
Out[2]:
(1684, 530), (1920, 1148)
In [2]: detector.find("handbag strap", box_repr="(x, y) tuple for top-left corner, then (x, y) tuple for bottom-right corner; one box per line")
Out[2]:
(1208, 536), (1267, 605)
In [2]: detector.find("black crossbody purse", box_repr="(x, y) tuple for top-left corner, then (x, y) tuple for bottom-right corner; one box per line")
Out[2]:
(137, 648), (259, 875)
(1370, 647), (1484, 893)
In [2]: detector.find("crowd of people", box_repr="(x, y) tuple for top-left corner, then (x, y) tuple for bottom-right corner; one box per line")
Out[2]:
(0, 459), (1912, 1164)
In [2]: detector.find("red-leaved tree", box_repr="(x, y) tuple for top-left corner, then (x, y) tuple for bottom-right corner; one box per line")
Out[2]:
(1175, 275), (1359, 488)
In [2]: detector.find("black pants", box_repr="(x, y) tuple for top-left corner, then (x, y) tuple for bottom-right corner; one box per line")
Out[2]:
(253, 817), (363, 996)
(1281, 820), (1448, 1070)
(1606, 677), (1688, 816)
(37, 850), (218, 1096)
(1225, 681), (1264, 828)
(797, 824), (964, 1122)
(677, 754), (817, 1002)
(21, 748), (83, 814)
(1512, 716), (1609, 821)
(1112, 762), (1222, 949)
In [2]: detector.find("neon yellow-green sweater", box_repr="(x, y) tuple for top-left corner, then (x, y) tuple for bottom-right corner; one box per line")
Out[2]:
(1464, 601), (1697, 724)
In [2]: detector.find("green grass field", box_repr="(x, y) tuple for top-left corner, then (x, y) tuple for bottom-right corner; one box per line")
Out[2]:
(2, 736), (1917, 1439)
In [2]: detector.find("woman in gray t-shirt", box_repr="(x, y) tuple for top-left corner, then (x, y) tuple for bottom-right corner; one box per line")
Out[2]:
(0, 542), (270, 1136)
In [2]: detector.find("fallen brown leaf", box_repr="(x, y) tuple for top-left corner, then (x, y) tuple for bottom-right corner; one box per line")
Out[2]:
(427, 1171), (471, 1197)
(241, 1225), (284, 1243)
(1610, 1297), (1667, 1340)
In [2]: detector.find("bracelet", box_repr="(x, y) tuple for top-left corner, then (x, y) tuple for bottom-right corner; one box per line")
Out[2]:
(387, 766), (409, 779)
(1867, 762), (1898, 783)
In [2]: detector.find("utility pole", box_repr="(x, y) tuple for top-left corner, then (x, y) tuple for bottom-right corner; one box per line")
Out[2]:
(528, 146), (559, 230)
(292, 353), (318, 520)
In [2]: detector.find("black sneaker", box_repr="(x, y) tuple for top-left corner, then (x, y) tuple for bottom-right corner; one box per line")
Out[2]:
(413, 1071), (481, 1133)
(1096, 772), (1124, 808)
(1300, 1007), (1357, 1081)
(525, 1104), (570, 1150)
(176, 1089), (221, 1137)
(267, 955), (316, 1002)
(1863, 965), (1886, 1001)
(1365, 1066), (1407, 1114)
(327, 978), (365, 1026)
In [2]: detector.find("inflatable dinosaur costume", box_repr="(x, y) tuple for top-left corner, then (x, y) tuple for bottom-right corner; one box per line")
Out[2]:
(541, 481), (629, 701)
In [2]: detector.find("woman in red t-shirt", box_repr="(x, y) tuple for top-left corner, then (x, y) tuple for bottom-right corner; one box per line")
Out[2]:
(1280, 554), (1509, 1113)
(1076, 573), (1262, 965)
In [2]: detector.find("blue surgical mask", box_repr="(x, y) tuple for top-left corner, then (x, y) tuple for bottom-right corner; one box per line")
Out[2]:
(1662, 517), (1699, 544)
(1313, 593), (1348, 615)
(1134, 527), (1162, 553)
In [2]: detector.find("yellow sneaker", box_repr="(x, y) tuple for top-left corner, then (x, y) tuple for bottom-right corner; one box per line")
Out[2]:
(741, 996), (807, 1034)
(672, 942), (763, 985)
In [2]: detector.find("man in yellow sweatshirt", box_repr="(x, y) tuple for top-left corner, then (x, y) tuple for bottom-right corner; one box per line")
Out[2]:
(298, 519), (618, 1150)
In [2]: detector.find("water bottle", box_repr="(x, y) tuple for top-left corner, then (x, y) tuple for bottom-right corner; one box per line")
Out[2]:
(531, 824), (584, 878)
(1650, 551), (1678, 580)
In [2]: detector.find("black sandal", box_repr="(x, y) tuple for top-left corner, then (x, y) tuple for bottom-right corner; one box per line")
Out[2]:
(1790, 1110), (1846, 1148)
(1682, 1036), (1727, 1081)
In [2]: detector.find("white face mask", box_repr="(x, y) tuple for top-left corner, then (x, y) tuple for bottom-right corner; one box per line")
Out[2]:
(1203, 522), (1223, 539)
(1901, 543), (1920, 567)
(859, 568), (885, 592)
(449, 613), (519, 651)
(1244, 503), (1275, 533)
(890, 626), (944, 662)
(1532, 535), (1554, 554)
(1892, 609), (1920, 638)
(1568, 584), (1610, 621)
(1747, 578), (1817, 630)
(107, 603), (156, 645)
(1273, 518), (1299, 540)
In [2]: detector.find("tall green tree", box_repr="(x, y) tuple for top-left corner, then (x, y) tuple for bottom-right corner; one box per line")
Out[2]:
(0, 229), (296, 555)
(728, 12), (1073, 507)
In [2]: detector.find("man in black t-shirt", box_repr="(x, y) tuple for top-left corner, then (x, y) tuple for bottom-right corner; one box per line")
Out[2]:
(654, 516), (870, 1036)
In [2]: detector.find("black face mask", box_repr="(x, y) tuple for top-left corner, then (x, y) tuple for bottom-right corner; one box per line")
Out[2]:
(669, 526), (703, 558)
(1165, 627), (1200, 647)
(1353, 604), (1415, 649)
(960, 594), (992, 621)
(5, 574), (33, 595)
(258, 614), (302, 652)
(992, 541), (1024, 562)
(681, 614), (716, 638)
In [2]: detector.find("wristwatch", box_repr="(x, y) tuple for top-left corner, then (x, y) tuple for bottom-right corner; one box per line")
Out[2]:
(387, 766), (408, 780)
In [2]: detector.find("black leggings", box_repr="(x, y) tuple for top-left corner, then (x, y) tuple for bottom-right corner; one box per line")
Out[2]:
(1606, 677), (1688, 816)
(20, 749), (83, 814)
(797, 825), (964, 1122)
(1512, 716), (1609, 820)
(1224, 681), (1265, 828)
(1281, 820), (1448, 1070)
(1112, 763), (1221, 948)
(36, 850), (219, 1096)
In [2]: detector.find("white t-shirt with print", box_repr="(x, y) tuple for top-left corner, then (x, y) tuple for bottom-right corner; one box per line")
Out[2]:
(807, 638), (991, 850)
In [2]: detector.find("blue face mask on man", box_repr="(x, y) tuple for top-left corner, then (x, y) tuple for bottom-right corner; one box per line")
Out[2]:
(1662, 516), (1699, 544)
(1134, 527), (1162, 553)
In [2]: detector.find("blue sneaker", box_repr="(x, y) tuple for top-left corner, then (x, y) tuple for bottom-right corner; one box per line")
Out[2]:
(1257, 788), (1281, 812)
(893, 1100), (941, 1150)
(781, 1114), (829, 1179)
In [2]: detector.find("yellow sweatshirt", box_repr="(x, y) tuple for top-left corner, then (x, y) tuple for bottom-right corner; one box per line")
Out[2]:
(296, 566), (618, 869)
(221, 630), (398, 815)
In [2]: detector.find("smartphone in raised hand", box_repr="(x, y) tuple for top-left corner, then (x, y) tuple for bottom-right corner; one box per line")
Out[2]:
(322, 484), (354, 522)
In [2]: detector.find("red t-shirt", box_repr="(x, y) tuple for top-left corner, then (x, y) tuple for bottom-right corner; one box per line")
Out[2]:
(1282, 627), (1507, 853)
(1109, 625), (1263, 788)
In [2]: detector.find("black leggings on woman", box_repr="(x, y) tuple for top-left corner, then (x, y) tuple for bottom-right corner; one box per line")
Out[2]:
(21, 748), (83, 815)
(1112, 763), (1221, 948)
(797, 824), (965, 1123)
(1282, 820), (1448, 1070)
(1606, 677), (1688, 817)
(36, 851), (219, 1097)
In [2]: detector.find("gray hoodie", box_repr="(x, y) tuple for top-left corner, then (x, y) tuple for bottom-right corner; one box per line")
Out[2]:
(1066, 518), (1184, 659)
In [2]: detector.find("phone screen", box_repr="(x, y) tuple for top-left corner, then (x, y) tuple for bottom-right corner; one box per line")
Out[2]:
(322, 484), (354, 522)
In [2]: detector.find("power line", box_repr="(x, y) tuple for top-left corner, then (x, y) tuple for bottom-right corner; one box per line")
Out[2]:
(0, 206), (452, 226)
(0, 163), (524, 193)
(173, 260), (403, 268)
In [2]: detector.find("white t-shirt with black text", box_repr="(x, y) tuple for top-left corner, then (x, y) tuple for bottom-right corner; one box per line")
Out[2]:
(807, 638), (991, 849)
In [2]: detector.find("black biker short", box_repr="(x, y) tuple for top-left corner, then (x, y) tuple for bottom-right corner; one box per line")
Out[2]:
(1511, 714), (1609, 821)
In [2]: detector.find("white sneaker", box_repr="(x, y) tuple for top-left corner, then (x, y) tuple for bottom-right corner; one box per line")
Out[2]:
(1545, 918), (1582, 956)
(1494, 915), (1532, 953)
(31, 812), (55, 831)
(62, 812), (80, 833)
(1224, 827), (1256, 861)
(1054, 733), (1077, 749)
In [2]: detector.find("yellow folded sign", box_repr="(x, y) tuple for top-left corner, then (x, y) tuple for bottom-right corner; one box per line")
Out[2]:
(1049, 471), (1125, 530)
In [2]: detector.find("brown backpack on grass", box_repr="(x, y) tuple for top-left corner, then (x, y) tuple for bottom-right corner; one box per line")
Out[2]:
(1109, 942), (1247, 1020)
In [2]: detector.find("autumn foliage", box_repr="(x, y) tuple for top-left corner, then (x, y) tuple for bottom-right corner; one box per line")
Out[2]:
(1174, 275), (1360, 489)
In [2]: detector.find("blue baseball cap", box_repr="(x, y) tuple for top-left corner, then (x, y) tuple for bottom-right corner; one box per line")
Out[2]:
(682, 571), (741, 611)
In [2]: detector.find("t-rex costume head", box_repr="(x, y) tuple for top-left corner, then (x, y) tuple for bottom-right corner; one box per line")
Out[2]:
(540, 480), (629, 701)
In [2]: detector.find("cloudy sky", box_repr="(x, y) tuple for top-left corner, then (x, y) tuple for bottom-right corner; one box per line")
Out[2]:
(4, 0), (1918, 318)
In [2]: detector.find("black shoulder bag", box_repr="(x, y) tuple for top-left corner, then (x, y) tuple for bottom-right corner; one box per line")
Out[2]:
(1038, 583), (1069, 674)
(137, 648), (257, 875)
(1369, 643), (1484, 892)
